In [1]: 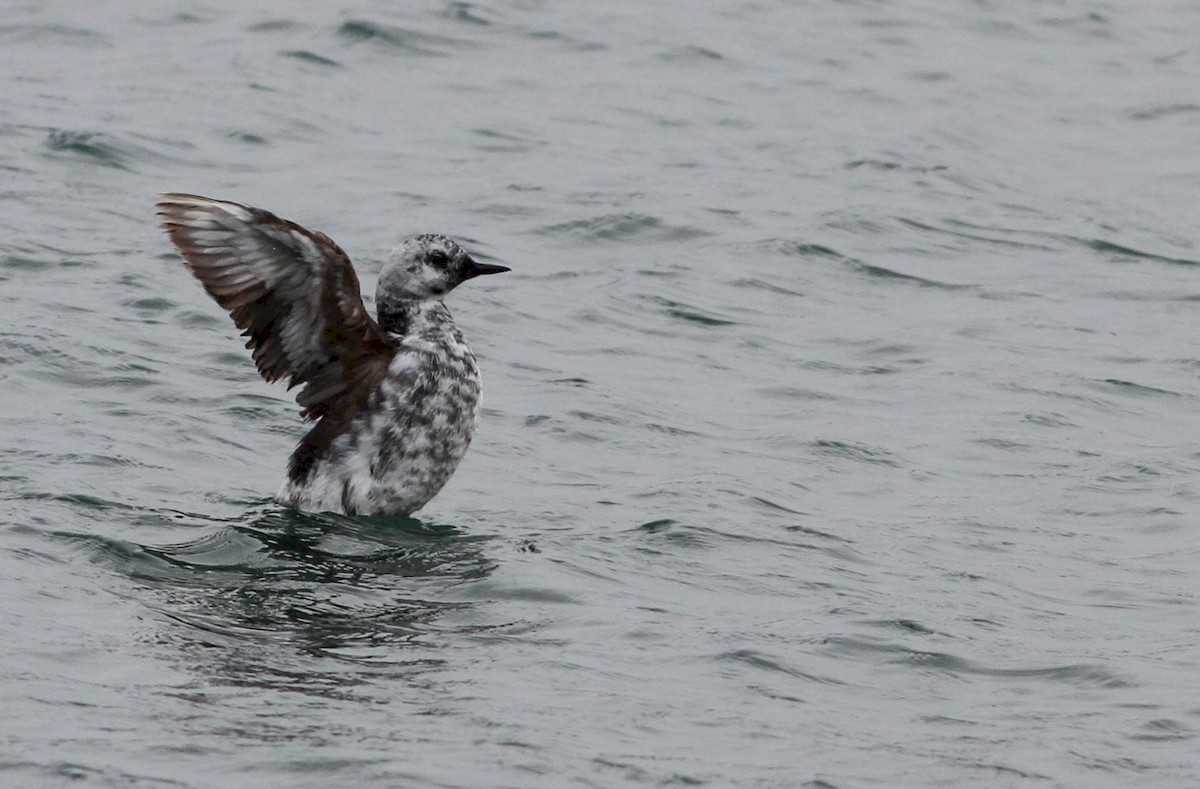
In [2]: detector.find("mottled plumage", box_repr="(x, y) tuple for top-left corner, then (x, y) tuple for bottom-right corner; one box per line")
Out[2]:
(156, 193), (508, 515)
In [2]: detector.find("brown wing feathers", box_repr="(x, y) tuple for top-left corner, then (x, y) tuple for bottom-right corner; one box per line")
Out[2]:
(156, 193), (394, 423)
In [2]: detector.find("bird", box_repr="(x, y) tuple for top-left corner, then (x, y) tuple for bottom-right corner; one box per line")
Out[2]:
(156, 193), (509, 516)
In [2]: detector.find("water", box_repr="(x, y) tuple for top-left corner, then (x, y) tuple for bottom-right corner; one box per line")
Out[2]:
(2, 1), (1199, 786)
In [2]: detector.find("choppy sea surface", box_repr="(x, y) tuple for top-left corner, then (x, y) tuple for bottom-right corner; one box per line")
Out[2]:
(2, 1), (1199, 786)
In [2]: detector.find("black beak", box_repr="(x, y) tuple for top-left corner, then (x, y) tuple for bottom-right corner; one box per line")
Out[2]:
(465, 259), (511, 279)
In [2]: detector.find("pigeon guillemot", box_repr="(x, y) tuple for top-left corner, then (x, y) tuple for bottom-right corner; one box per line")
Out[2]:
(156, 193), (509, 516)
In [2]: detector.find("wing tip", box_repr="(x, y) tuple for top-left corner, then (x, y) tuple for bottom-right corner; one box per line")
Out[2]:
(155, 193), (258, 221)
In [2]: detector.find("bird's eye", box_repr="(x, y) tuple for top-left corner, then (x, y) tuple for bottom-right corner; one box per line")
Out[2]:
(428, 250), (449, 268)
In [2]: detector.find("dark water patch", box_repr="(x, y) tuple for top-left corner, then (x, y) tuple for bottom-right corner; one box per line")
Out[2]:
(1037, 9), (1112, 31)
(280, 50), (341, 67)
(469, 202), (540, 219)
(0, 254), (54, 272)
(797, 358), (907, 376)
(629, 518), (710, 550)
(124, 296), (177, 312)
(1066, 237), (1199, 267)
(717, 649), (845, 685)
(471, 126), (548, 153)
(175, 310), (224, 330)
(898, 217), (1058, 251)
(19, 491), (141, 512)
(645, 421), (704, 438)
(221, 403), (283, 421)
(731, 278), (806, 297)
(638, 515), (868, 566)
(0, 23), (110, 47)
(246, 19), (299, 33)
(657, 45), (726, 63)
(1129, 718), (1195, 742)
(909, 70), (952, 82)
(649, 296), (737, 327)
(959, 762), (1053, 782)
(812, 439), (901, 468)
(972, 437), (1034, 452)
(42, 129), (193, 172)
(1090, 378), (1184, 400)
(227, 130), (269, 145)
(759, 236), (967, 288)
(44, 130), (131, 170)
(480, 585), (577, 604)
(744, 495), (805, 516)
(863, 618), (938, 635)
(30, 361), (160, 390)
(636, 518), (676, 534)
(756, 239), (846, 260)
(337, 19), (466, 55)
(0, 762), (191, 789)
(539, 213), (712, 243)
(845, 159), (946, 173)
(1129, 103), (1200, 121)
(440, 2), (496, 26)
(1023, 412), (1077, 428)
(522, 28), (607, 52)
(849, 259), (970, 290)
(523, 413), (608, 443)
(1093, 289), (1200, 302)
(819, 209), (896, 234)
(567, 408), (626, 427)
(757, 385), (836, 402)
(783, 523), (848, 542)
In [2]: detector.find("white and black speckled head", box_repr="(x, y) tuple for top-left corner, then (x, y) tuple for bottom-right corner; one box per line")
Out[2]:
(377, 234), (509, 306)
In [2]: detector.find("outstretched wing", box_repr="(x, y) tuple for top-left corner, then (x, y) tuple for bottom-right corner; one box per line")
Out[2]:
(156, 193), (395, 422)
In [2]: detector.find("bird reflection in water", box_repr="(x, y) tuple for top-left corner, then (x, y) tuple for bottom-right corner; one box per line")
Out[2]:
(125, 506), (499, 694)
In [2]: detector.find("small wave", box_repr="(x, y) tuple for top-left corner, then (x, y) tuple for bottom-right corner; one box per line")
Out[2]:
(756, 236), (969, 289)
(337, 19), (467, 55)
(1090, 378), (1185, 400)
(811, 439), (901, 468)
(656, 45), (727, 64)
(648, 296), (737, 327)
(44, 130), (132, 170)
(1073, 237), (1199, 267)
(845, 159), (947, 173)
(539, 213), (712, 243)
(280, 50), (341, 67)
(440, 2), (496, 26)
(1128, 103), (1200, 121)
(897, 217), (1058, 251)
(0, 23), (109, 47)
(42, 129), (195, 172)
(717, 648), (845, 685)
(471, 126), (548, 154)
(822, 636), (1130, 687)
(848, 260), (970, 290)
(755, 239), (846, 260)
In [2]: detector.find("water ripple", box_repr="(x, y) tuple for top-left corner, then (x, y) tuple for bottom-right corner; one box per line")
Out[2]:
(823, 636), (1130, 688)
(337, 19), (469, 55)
(540, 213), (713, 243)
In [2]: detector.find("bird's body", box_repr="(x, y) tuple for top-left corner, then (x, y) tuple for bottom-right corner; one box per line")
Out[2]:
(276, 299), (481, 514)
(156, 194), (508, 516)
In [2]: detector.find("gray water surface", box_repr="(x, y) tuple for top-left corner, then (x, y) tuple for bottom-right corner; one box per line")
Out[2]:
(2, 2), (1199, 787)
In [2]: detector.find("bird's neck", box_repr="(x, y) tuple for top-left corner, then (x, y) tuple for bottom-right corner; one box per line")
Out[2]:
(378, 298), (453, 338)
